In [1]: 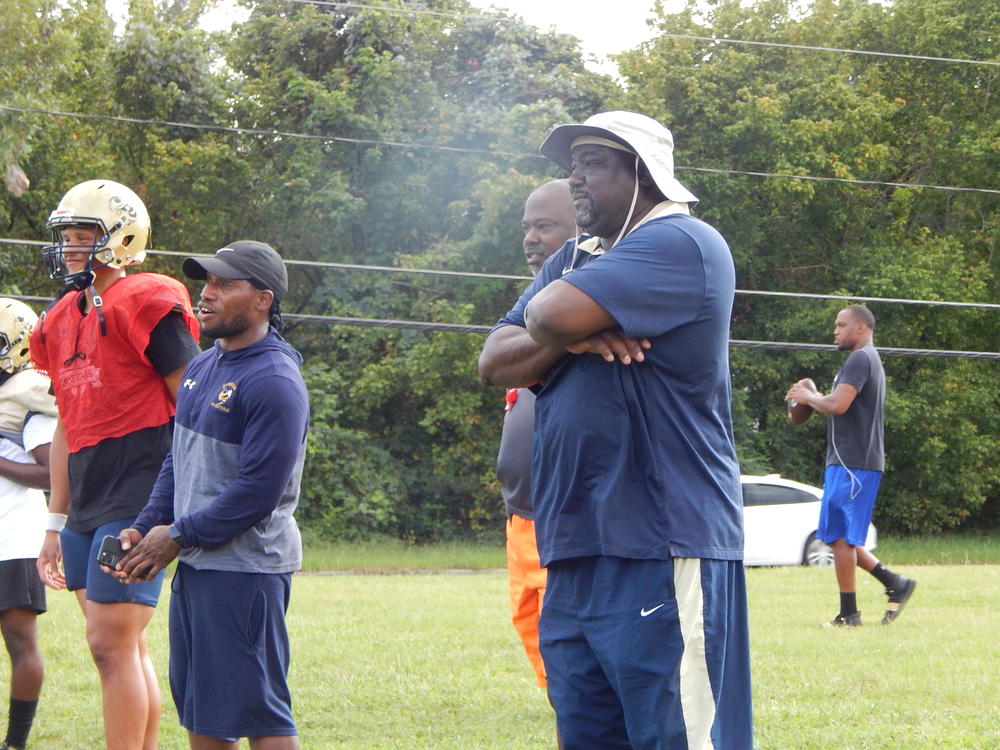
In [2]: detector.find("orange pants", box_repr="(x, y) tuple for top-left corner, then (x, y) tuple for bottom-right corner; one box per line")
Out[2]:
(506, 514), (547, 687)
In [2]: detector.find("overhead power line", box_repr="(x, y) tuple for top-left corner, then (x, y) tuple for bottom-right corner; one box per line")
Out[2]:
(682, 166), (1000, 196)
(0, 105), (520, 158)
(3, 239), (999, 310)
(3, 105), (999, 196)
(728, 339), (1000, 360)
(290, 0), (1000, 68)
(652, 32), (1000, 67)
(731, 289), (1000, 310)
(8, 294), (999, 359)
(151, 249), (530, 281)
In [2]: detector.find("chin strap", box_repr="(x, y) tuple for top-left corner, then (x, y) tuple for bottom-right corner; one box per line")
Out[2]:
(65, 265), (95, 291)
(562, 234), (582, 275)
(91, 288), (107, 337)
(608, 156), (641, 251)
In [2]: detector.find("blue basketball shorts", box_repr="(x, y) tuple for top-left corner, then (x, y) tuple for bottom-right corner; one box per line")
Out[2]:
(61, 518), (164, 606)
(539, 555), (753, 750)
(169, 563), (297, 740)
(818, 464), (881, 547)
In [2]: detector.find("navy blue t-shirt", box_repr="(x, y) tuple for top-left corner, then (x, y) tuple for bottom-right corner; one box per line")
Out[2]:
(497, 213), (743, 565)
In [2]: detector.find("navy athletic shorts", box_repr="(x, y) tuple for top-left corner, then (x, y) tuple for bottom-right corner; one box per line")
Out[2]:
(169, 563), (297, 740)
(61, 518), (164, 606)
(818, 464), (881, 547)
(540, 555), (753, 750)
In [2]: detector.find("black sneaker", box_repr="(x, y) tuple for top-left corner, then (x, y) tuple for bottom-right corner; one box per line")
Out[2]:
(823, 611), (862, 628)
(882, 576), (917, 624)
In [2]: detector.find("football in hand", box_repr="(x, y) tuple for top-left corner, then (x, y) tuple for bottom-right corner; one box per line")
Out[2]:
(787, 399), (813, 424)
(787, 378), (816, 424)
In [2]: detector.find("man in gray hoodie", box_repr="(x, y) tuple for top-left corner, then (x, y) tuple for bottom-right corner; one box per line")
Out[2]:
(112, 241), (309, 750)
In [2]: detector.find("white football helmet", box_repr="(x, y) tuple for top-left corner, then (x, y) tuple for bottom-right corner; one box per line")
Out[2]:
(42, 179), (150, 290)
(0, 298), (38, 374)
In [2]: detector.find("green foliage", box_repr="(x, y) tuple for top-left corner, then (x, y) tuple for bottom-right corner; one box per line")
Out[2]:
(299, 359), (404, 540)
(1, 0), (997, 541)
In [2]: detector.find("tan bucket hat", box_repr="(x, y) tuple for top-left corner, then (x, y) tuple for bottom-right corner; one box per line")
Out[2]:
(539, 110), (698, 204)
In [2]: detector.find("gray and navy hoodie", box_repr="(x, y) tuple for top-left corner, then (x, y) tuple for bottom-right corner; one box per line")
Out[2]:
(134, 329), (309, 574)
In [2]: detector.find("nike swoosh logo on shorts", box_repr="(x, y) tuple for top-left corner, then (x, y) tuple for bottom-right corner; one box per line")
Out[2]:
(640, 603), (665, 617)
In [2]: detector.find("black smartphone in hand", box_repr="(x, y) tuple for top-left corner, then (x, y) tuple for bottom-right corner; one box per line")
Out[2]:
(96, 535), (125, 568)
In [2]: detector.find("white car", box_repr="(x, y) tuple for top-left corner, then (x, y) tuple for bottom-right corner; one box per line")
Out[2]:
(741, 474), (877, 567)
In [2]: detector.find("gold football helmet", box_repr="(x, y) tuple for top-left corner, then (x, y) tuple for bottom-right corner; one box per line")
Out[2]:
(0, 298), (38, 373)
(42, 179), (150, 289)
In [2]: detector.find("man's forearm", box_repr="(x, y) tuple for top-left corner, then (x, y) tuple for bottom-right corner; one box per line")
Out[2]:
(798, 389), (849, 416)
(478, 325), (566, 388)
(0, 455), (50, 489)
(161, 473), (280, 550)
(525, 311), (575, 348)
(802, 394), (837, 415)
(523, 278), (618, 347)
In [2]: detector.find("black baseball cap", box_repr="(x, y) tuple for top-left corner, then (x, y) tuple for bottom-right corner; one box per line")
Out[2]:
(183, 240), (288, 302)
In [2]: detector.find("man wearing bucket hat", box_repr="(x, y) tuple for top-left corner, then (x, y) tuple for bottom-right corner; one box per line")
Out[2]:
(479, 112), (751, 749)
(109, 241), (309, 749)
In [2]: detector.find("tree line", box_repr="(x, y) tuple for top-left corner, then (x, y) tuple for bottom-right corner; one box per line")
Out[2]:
(2, 0), (997, 541)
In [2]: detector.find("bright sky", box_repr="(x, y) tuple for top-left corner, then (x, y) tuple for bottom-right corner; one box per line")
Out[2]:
(107, 1), (679, 77)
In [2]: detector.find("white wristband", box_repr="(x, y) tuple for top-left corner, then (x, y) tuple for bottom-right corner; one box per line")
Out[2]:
(46, 513), (68, 532)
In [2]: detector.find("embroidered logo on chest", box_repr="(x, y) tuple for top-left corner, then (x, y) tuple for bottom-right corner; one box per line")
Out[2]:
(210, 381), (237, 413)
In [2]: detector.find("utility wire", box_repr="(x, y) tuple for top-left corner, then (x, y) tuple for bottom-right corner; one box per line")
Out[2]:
(4, 239), (1000, 310)
(648, 32), (1000, 68)
(732, 289), (1000, 310)
(0, 240), (527, 281)
(152, 249), (529, 281)
(728, 339), (1000, 360)
(3, 104), (999, 196)
(682, 166), (1000, 196)
(8, 294), (999, 359)
(0, 105), (522, 158)
(289, 0), (1000, 68)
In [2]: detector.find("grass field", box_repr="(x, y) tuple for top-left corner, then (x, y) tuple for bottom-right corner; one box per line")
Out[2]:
(5, 539), (999, 748)
(297, 532), (1000, 572)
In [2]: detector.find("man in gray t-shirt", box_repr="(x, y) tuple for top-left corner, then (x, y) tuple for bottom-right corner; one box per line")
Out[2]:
(826, 342), (884, 472)
(786, 305), (916, 627)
